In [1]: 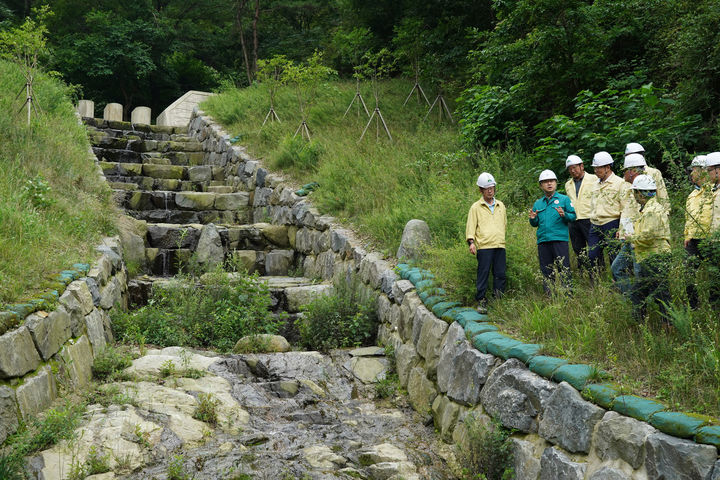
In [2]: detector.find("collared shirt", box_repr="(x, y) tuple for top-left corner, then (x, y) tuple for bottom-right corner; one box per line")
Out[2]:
(529, 192), (577, 244)
(485, 198), (496, 213)
(565, 173), (597, 220)
(466, 197), (506, 249)
(629, 197), (671, 261)
(685, 184), (713, 240)
(590, 172), (629, 226)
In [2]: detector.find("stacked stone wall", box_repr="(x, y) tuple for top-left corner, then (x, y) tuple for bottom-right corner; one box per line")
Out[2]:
(189, 108), (720, 480)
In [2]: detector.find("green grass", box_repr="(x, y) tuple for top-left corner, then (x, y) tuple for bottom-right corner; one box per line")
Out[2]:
(0, 59), (115, 304)
(203, 79), (720, 417)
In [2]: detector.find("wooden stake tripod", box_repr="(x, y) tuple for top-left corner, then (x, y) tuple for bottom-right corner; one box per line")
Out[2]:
(359, 107), (392, 142)
(261, 105), (281, 126)
(424, 93), (454, 124)
(343, 79), (370, 118)
(294, 120), (312, 140)
(15, 80), (41, 125)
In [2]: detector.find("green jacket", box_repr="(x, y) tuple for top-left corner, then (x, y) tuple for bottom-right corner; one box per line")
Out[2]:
(529, 192), (576, 244)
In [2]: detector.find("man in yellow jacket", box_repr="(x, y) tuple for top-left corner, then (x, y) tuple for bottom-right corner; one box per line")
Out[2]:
(588, 151), (628, 270)
(707, 152), (720, 233)
(624, 143), (669, 210)
(624, 175), (672, 321)
(565, 155), (597, 271)
(466, 172), (507, 313)
(684, 155), (711, 307)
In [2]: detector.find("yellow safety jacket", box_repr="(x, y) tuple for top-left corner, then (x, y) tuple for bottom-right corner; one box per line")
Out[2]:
(619, 167), (670, 236)
(628, 197), (671, 261)
(646, 166), (669, 210)
(684, 185), (713, 240)
(565, 173), (598, 220)
(466, 198), (507, 249)
(712, 186), (720, 232)
(590, 173), (628, 226)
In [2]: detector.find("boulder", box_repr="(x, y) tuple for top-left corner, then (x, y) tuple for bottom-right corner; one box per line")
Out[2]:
(116, 215), (146, 267)
(233, 334), (290, 353)
(16, 366), (58, 420)
(538, 381), (604, 453)
(25, 308), (72, 361)
(539, 447), (586, 480)
(407, 366), (437, 414)
(396, 219), (431, 261)
(346, 357), (388, 383)
(645, 431), (717, 480)
(395, 343), (420, 388)
(437, 324), (495, 406)
(175, 192), (216, 210)
(592, 411), (656, 469)
(260, 224), (290, 247)
(215, 192), (249, 210)
(285, 283), (334, 313)
(359, 443), (408, 465)
(0, 386), (19, 445)
(588, 467), (630, 480)
(230, 250), (258, 273)
(85, 309), (108, 355)
(99, 276), (123, 310)
(264, 249), (294, 276)
(196, 224), (224, 269)
(146, 224), (199, 249)
(512, 438), (541, 480)
(431, 395), (465, 443)
(0, 327), (42, 378)
(59, 336), (94, 389)
(416, 314), (448, 378)
(188, 165), (212, 182)
(303, 445), (347, 469)
(391, 280), (414, 306)
(480, 358), (556, 433)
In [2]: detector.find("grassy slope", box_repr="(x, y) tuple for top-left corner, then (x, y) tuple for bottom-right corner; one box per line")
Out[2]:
(203, 80), (720, 417)
(0, 59), (115, 303)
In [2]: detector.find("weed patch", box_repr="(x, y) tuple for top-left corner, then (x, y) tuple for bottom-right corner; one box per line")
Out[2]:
(457, 416), (514, 480)
(92, 345), (133, 381)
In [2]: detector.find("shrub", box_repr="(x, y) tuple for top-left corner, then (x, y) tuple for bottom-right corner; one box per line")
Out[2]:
(111, 269), (284, 352)
(193, 393), (219, 426)
(92, 345), (132, 381)
(458, 416), (514, 480)
(296, 282), (377, 352)
(167, 455), (190, 480)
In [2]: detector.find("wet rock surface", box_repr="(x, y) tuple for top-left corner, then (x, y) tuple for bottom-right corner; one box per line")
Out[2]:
(29, 347), (455, 480)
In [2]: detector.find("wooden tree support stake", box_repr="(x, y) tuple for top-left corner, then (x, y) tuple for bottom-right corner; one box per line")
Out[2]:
(359, 107), (392, 142)
(261, 106), (281, 126)
(343, 91), (370, 118)
(293, 120), (312, 140)
(424, 94), (454, 124)
(403, 82), (430, 107)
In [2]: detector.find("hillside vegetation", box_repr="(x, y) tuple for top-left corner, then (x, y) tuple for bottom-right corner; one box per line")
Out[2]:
(0, 59), (115, 303)
(203, 80), (720, 417)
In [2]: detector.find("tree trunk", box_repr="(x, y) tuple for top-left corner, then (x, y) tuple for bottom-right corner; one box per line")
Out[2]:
(235, 0), (252, 85)
(251, 0), (260, 79)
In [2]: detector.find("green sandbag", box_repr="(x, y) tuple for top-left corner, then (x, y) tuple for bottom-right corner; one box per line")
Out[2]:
(61, 270), (80, 280)
(432, 301), (461, 317)
(582, 383), (621, 408)
(440, 306), (467, 323)
(695, 425), (720, 449)
(415, 279), (436, 291)
(612, 395), (665, 422)
(473, 332), (510, 354)
(649, 411), (712, 439)
(454, 310), (489, 327)
(552, 364), (597, 390)
(464, 322), (499, 338)
(507, 343), (542, 363)
(485, 337), (525, 359)
(72, 263), (90, 274)
(423, 295), (446, 308)
(419, 288), (446, 302)
(295, 188), (308, 196)
(396, 263), (411, 274)
(400, 267), (420, 280)
(6, 303), (33, 319)
(528, 355), (568, 378)
(408, 270), (434, 285)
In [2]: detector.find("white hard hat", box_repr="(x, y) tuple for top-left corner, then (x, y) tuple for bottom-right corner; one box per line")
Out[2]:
(592, 151), (614, 167)
(690, 155), (707, 168)
(539, 170), (557, 182)
(706, 152), (720, 167)
(565, 155), (583, 168)
(623, 153), (647, 169)
(625, 142), (645, 155)
(631, 174), (656, 190)
(476, 172), (497, 188)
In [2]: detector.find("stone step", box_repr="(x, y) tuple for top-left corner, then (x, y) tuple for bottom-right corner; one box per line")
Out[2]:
(126, 208), (251, 225)
(114, 190), (250, 212)
(106, 175), (230, 193)
(93, 147), (205, 166)
(85, 117), (187, 135)
(101, 162), (222, 182)
(144, 222), (293, 251)
(143, 247), (298, 277)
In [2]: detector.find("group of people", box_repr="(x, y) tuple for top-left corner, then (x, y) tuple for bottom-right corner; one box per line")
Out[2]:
(465, 142), (720, 320)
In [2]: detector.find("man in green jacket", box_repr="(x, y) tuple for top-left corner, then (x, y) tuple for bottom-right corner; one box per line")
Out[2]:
(529, 170), (577, 294)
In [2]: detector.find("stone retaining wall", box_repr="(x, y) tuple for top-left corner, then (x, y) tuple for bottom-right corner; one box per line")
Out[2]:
(189, 108), (720, 480)
(0, 237), (128, 445)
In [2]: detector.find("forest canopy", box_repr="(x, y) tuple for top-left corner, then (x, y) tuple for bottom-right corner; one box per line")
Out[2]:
(2, 0), (719, 159)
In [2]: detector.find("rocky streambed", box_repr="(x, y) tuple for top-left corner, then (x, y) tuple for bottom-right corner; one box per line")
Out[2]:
(28, 346), (457, 480)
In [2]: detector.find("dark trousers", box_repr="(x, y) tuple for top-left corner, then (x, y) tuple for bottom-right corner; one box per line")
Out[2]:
(569, 218), (592, 271)
(476, 248), (506, 302)
(538, 241), (571, 294)
(631, 252), (672, 322)
(685, 238), (703, 308)
(588, 219), (620, 270)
